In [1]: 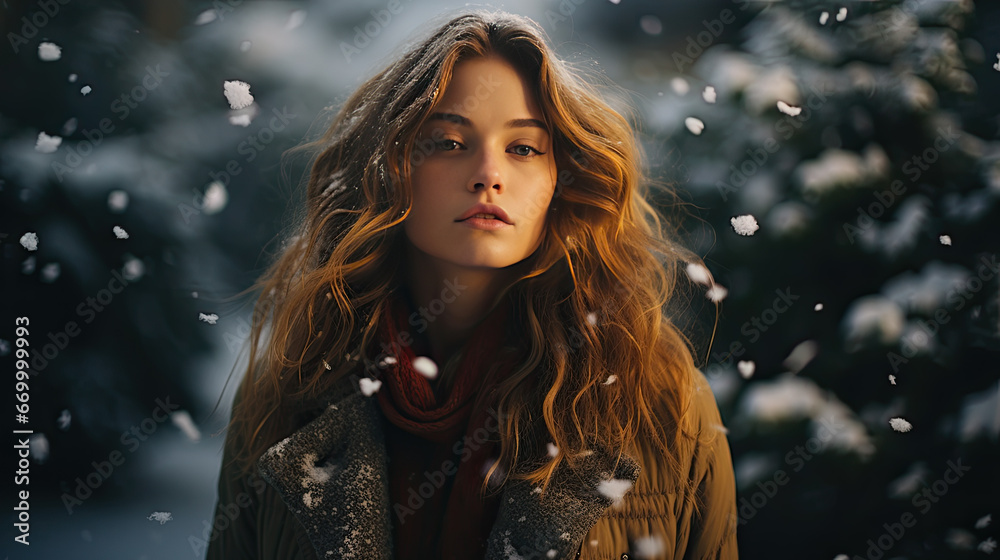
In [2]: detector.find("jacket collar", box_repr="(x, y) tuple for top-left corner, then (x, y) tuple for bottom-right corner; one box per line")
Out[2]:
(256, 377), (641, 560)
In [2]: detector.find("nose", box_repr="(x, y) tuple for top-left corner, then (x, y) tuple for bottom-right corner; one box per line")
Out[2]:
(467, 148), (504, 193)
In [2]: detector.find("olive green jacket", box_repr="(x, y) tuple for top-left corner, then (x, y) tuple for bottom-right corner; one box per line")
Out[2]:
(204, 367), (738, 559)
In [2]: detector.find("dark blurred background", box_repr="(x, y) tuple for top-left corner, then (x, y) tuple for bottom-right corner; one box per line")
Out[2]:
(2, 0), (998, 558)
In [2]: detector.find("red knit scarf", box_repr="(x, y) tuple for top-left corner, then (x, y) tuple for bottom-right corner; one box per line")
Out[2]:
(374, 289), (516, 560)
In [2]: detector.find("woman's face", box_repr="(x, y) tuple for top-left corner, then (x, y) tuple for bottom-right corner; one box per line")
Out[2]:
(403, 55), (558, 270)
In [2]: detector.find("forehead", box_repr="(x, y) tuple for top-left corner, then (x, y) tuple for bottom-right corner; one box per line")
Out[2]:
(432, 55), (545, 122)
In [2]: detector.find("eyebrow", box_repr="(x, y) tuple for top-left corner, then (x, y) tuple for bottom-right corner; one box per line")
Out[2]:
(428, 112), (548, 132)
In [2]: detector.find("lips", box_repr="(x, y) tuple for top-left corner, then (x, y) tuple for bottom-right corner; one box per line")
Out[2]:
(456, 202), (513, 224)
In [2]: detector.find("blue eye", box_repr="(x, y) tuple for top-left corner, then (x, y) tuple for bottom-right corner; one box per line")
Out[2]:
(511, 145), (543, 157)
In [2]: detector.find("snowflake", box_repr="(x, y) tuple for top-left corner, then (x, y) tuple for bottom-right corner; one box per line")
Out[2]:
(224, 80), (254, 110)
(979, 538), (997, 554)
(413, 356), (438, 379)
(684, 117), (705, 135)
(20, 232), (39, 251)
(737, 360), (755, 379)
(836, 7), (848, 21)
(359, 378), (382, 397)
(38, 42), (62, 61)
(35, 131), (62, 153)
(939, 235), (952, 246)
(199, 313), (219, 325)
(731, 214), (759, 236)
(147, 511), (172, 524)
(975, 514), (992, 529)
(889, 417), (912, 433)
(596, 478), (633, 508)
(702, 86), (716, 104)
(777, 101), (802, 116)
(888, 375), (896, 385)
(706, 284), (728, 302)
(819, 11), (829, 25)
(547, 442), (559, 457)
(602, 374), (617, 385)
(685, 263), (712, 286)
(113, 226), (129, 239)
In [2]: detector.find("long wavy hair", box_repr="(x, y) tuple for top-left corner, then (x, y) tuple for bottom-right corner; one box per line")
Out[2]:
(218, 9), (717, 516)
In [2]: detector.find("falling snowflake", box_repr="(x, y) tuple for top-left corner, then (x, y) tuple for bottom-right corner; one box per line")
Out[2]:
(240, 41), (252, 52)
(633, 535), (665, 558)
(38, 42), (62, 61)
(994, 54), (1000, 72)
(814, 303), (824, 311)
(685, 263), (712, 286)
(731, 214), (759, 236)
(889, 417), (913, 432)
(201, 181), (228, 214)
(359, 378), (382, 397)
(706, 283), (728, 302)
(68, 73), (77, 82)
(41, 262), (60, 283)
(975, 514), (991, 529)
(602, 374), (617, 385)
(819, 11), (829, 25)
(193, 9), (217, 25)
(81, 85), (92, 95)
(286, 9), (307, 30)
(113, 226), (129, 239)
(586, 312), (597, 326)
(198, 313), (219, 325)
(546, 442), (559, 458)
(939, 235), (952, 246)
(702, 86), (716, 104)
(596, 478), (633, 508)
(379, 355), (397, 367)
(546, 550), (557, 559)
(979, 538), (997, 554)
(737, 360), (755, 379)
(888, 375), (896, 385)
(413, 356), (438, 379)
(35, 131), (62, 153)
(171, 410), (202, 442)
(147, 512), (172, 524)
(684, 117), (705, 135)
(20, 232), (39, 251)
(670, 77), (689, 95)
(836, 7), (848, 21)
(108, 190), (129, 212)
(777, 101), (802, 116)
(57, 409), (72, 430)
(223, 80), (254, 110)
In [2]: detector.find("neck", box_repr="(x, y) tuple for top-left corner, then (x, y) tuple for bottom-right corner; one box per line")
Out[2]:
(402, 241), (521, 368)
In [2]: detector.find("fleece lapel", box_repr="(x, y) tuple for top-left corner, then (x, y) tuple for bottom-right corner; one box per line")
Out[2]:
(255, 376), (642, 560)
(255, 382), (394, 560)
(485, 445), (641, 559)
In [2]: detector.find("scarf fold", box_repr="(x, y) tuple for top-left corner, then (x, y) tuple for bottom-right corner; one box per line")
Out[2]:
(374, 289), (517, 560)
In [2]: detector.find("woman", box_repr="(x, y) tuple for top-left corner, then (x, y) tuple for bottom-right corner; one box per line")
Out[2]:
(205, 10), (738, 560)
